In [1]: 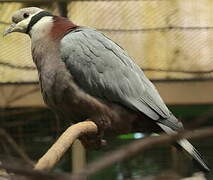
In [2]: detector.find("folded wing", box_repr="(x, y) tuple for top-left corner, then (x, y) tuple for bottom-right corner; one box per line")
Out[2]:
(60, 27), (182, 130)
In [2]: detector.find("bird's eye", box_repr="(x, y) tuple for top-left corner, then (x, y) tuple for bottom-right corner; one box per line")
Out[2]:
(23, 13), (29, 18)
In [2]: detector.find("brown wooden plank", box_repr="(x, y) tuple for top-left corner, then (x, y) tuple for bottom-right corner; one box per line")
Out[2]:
(0, 80), (212, 108)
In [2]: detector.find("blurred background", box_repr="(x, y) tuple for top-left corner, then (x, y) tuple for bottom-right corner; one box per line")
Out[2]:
(0, 0), (213, 179)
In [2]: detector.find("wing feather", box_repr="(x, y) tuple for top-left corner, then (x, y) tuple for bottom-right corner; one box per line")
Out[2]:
(60, 27), (181, 130)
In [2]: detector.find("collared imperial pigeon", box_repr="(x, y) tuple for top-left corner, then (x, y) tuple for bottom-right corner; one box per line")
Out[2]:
(4, 7), (210, 172)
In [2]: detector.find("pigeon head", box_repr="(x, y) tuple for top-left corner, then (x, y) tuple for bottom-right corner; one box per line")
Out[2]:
(3, 7), (78, 41)
(3, 7), (52, 36)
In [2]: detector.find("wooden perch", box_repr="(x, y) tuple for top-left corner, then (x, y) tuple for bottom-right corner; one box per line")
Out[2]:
(0, 165), (207, 180)
(34, 121), (98, 170)
(0, 128), (212, 180)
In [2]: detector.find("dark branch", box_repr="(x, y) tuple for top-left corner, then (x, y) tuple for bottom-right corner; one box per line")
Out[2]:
(71, 127), (213, 179)
(0, 164), (70, 180)
(0, 127), (212, 180)
(0, 128), (34, 167)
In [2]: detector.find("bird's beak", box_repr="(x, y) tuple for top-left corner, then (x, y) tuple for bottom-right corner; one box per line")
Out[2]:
(3, 24), (17, 36)
(3, 23), (25, 36)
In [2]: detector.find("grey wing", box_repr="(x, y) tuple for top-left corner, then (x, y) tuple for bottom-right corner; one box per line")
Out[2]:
(60, 27), (182, 130)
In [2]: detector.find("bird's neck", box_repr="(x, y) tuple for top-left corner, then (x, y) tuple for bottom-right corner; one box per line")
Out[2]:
(31, 16), (78, 70)
(50, 16), (78, 40)
(30, 16), (53, 42)
(30, 16), (78, 42)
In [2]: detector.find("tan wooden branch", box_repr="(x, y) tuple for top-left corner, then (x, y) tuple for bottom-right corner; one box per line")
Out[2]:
(34, 121), (98, 170)
(0, 128), (212, 180)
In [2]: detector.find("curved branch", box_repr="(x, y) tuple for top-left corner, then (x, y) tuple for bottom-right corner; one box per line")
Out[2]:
(72, 127), (213, 178)
(34, 121), (98, 170)
(0, 128), (212, 180)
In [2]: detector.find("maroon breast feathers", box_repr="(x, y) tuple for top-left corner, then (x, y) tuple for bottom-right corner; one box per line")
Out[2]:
(50, 16), (78, 40)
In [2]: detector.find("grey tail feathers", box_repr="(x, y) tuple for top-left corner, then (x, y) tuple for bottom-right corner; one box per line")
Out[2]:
(157, 122), (210, 173)
(178, 139), (210, 172)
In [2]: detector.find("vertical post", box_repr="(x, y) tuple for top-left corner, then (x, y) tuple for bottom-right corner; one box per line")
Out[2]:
(53, 0), (68, 17)
(72, 140), (86, 173)
(171, 146), (179, 171)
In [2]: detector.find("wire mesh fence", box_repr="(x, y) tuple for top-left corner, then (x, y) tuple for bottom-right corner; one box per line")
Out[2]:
(1, 106), (213, 179)
(0, 1), (213, 179)
(0, 0), (213, 82)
